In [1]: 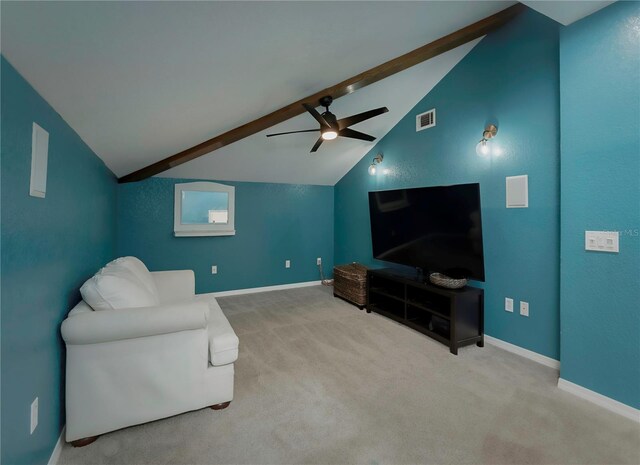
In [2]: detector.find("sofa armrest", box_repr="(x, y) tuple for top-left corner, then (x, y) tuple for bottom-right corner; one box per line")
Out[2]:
(61, 300), (208, 345)
(151, 270), (195, 303)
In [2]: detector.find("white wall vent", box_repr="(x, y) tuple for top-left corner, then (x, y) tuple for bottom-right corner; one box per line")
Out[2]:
(506, 175), (528, 208)
(30, 122), (49, 198)
(416, 108), (436, 131)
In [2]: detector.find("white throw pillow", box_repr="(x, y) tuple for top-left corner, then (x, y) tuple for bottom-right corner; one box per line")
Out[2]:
(80, 262), (159, 311)
(109, 256), (159, 299)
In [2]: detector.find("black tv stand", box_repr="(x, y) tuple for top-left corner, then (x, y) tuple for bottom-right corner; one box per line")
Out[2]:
(366, 268), (484, 355)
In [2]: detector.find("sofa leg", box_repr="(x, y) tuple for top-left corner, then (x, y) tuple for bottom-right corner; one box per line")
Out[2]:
(210, 401), (231, 410)
(70, 436), (99, 447)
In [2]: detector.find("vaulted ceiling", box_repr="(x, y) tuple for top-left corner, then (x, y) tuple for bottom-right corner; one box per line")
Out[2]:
(521, 1), (614, 25)
(159, 40), (480, 185)
(1, 1), (612, 186)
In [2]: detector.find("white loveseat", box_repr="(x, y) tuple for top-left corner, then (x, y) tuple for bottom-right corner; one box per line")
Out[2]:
(61, 257), (238, 446)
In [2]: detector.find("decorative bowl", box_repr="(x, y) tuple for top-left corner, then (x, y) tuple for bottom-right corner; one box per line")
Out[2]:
(429, 273), (468, 289)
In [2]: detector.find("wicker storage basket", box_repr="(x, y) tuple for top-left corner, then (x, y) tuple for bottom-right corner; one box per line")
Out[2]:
(333, 263), (369, 308)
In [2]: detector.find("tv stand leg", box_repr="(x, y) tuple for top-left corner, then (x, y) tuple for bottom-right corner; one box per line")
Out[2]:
(450, 345), (458, 355)
(477, 335), (484, 347)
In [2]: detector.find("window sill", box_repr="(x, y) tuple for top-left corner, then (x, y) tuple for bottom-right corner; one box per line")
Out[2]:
(174, 230), (236, 237)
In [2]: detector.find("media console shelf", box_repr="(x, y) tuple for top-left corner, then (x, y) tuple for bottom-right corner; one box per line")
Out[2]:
(366, 268), (484, 355)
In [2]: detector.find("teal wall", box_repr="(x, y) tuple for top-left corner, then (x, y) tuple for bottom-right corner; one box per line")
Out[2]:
(1, 57), (118, 464)
(118, 178), (334, 293)
(2, 7), (637, 465)
(559, 2), (640, 409)
(334, 10), (561, 359)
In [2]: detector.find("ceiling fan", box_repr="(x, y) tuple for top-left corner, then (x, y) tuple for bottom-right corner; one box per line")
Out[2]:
(266, 96), (389, 153)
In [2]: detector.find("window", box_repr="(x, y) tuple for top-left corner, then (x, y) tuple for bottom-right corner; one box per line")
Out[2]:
(174, 182), (235, 236)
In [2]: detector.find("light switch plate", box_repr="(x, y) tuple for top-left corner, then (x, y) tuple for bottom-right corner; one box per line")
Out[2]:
(285, 260), (291, 268)
(505, 298), (514, 312)
(585, 231), (619, 253)
(520, 301), (529, 317)
(211, 265), (217, 274)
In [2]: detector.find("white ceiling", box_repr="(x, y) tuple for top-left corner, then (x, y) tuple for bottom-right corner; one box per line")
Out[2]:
(1, 1), (616, 185)
(161, 40), (480, 185)
(522, 1), (614, 26)
(1, 1), (513, 185)
(0, 1), (612, 185)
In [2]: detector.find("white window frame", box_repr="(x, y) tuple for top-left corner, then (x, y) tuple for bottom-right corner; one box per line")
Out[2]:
(174, 181), (236, 237)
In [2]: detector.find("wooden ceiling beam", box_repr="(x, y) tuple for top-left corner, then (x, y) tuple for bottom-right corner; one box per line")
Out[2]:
(119, 3), (525, 183)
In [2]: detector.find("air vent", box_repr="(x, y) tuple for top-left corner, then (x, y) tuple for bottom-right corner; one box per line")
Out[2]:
(416, 108), (436, 131)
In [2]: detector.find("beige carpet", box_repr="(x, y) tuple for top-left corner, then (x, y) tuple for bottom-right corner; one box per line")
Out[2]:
(59, 285), (640, 465)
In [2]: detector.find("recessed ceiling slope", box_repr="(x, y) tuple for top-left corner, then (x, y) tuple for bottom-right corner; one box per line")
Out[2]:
(1, 1), (512, 181)
(160, 40), (481, 186)
(522, 1), (614, 25)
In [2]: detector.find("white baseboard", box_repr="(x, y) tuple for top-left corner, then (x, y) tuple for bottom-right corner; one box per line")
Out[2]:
(557, 378), (640, 423)
(207, 280), (322, 298)
(485, 337), (639, 422)
(48, 426), (65, 465)
(484, 335), (560, 370)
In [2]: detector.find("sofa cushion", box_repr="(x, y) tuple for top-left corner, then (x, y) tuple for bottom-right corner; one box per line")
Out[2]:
(80, 262), (160, 311)
(110, 257), (159, 299)
(197, 296), (239, 366)
(68, 301), (94, 317)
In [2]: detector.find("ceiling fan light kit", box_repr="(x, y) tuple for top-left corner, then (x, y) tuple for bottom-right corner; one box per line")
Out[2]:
(321, 129), (338, 141)
(267, 95), (389, 153)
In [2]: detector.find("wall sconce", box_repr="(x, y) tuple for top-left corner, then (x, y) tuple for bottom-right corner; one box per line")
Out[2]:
(368, 153), (384, 175)
(476, 124), (498, 157)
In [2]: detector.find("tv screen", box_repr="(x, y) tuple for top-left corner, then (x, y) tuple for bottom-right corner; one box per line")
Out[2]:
(368, 183), (485, 281)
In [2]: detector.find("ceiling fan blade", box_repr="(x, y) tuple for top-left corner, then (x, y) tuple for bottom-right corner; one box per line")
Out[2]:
(266, 129), (319, 137)
(302, 103), (331, 129)
(310, 137), (324, 153)
(337, 107), (389, 130)
(338, 128), (376, 142)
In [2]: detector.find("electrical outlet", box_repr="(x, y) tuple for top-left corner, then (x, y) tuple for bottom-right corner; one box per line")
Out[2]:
(211, 265), (217, 274)
(505, 298), (514, 312)
(30, 397), (38, 434)
(317, 257), (322, 265)
(520, 301), (529, 317)
(285, 260), (291, 269)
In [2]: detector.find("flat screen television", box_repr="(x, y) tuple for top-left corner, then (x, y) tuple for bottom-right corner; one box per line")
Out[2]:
(368, 183), (485, 281)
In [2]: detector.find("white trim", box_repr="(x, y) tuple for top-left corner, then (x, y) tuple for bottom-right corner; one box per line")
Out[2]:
(484, 335), (560, 370)
(48, 426), (65, 465)
(174, 181), (235, 237)
(207, 280), (322, 298)
(558, 378), (640, 423)
(174, 230), (235, 237)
